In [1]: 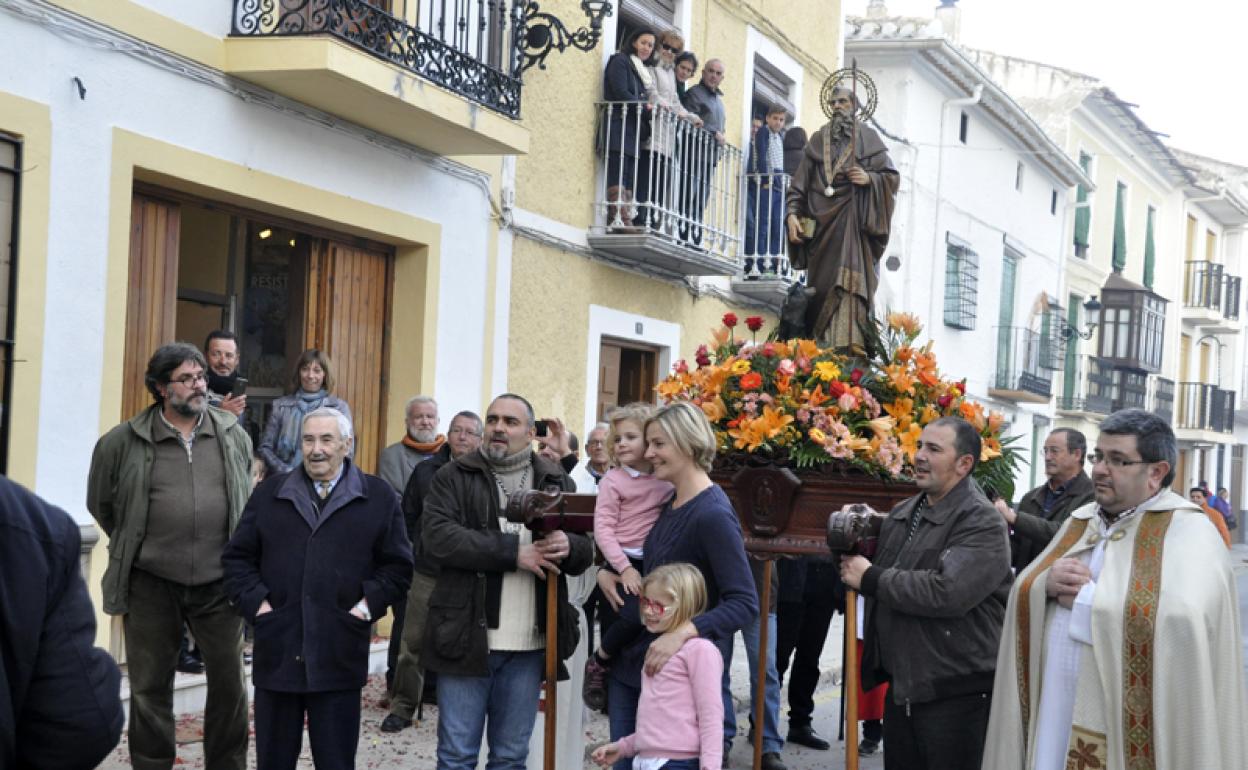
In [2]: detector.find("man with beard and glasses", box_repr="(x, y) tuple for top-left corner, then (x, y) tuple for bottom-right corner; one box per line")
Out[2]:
(984, 409), (1247, 770)
(838, 417), (1011, 770)
(786, 85), (899, 352)
(87, 342), (254, 770)
(422, 394), (593, 770)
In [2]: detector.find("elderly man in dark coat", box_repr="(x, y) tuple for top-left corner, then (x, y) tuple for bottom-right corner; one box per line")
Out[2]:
(223, 407), (413, 770)
(786, 86), (899, 352)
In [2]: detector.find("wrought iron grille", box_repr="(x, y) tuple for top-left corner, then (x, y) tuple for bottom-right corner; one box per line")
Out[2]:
(1111, 368), (1147, 411)
(1224, 275), (1242, 320)
(1150, 376), (1174, 422)
(994, 326), (1051, 397)
(943, 238), (978, 330)
(1183, 260), (1224, 311)
(1176, 382), (1235, 433)
(1057, 355), (1112, 415)
(231, 0), (525, 118)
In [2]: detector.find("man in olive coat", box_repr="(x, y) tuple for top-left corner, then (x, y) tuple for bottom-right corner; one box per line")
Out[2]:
(223, 407), (413, 770)
(993, 428), (1095, 571)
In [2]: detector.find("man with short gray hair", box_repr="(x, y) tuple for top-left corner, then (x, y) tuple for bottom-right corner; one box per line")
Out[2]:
(224, 406), (413, 769)
(994, 428), (1095, 570)
(379, 395), (443, 493)
(984, 408), (1247, 769)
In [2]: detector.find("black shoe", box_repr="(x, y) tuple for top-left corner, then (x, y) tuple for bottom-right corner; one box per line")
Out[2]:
(380, 714), (412, 733)
(583, 656), (609, 712)
(176, 650), (205, 675)
(786, 725), (830, 751)
(761, 752), (787, 770)
(858, 737), (880, 756)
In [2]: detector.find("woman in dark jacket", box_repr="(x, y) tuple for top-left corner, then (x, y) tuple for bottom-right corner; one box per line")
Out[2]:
(782, 125), (808, 176)
(587, 402), (757, 769)
(602, 28), (656, 229)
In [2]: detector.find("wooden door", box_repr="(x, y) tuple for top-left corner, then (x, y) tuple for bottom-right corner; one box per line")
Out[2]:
(122, 194), (180, 420)
(304, 240), (392, 473)
(598, 342), (622, 421)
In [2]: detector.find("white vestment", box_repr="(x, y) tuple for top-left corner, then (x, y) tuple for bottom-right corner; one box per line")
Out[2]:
(982, 490), (1247, 770)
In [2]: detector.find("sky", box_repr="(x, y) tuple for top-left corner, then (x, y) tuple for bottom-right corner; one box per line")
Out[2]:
(843, 0), (1248, 167)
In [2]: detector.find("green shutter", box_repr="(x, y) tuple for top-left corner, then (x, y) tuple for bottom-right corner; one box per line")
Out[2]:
(1112, 182), (1127, 273)
(1143, 206), (1156, 288)
(1074, 152), (1091, 249)
(1063, 296), (1080, 403)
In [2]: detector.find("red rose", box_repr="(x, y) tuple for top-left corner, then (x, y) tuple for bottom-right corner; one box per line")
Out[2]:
(850, 368), (864, 385)
(956, 379), (967, 394)
(828, 380), (848, 398)
(695, 344), (711, 367)
(745, 315), (764, 332)
(722, 312), (739, 328)
(938, 393), (954, 408)
(761, 343), (776, 358)
(740, 372), (763, 391)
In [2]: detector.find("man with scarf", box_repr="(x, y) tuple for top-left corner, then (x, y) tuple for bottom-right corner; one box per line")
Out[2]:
(983, 408), (1247, 770)
(422, 393), (592, 770)
(377, 394), (445, 696)
(786, 85), (899, 353)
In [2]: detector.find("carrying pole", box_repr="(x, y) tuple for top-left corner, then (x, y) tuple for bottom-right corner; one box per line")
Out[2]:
(751, 559), (774, 770)
(544, 571), (558, 770)
(844, 588), (860, 770)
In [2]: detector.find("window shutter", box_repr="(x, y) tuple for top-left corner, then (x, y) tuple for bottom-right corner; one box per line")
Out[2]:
(123, 195), (181, 420)
(752, 58), (795, 118)
(620, 0), (677, 31)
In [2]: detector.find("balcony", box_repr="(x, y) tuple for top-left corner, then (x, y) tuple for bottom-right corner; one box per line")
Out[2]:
(226, 0), (529, 155)
(1056, 355), (1114, 418)
(1174, 381), (1236, 443)
(1182, 261), (1241, 332)
(1149, 376), (1174, 423)
(731, 171), (798, 307)
(989, 327), (1053, 403)
(588, 102), (744, 277)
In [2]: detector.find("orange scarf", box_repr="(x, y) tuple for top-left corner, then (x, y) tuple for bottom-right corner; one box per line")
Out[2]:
(402, 434), (446, 454)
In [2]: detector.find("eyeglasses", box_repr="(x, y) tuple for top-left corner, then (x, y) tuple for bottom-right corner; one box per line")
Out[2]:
(586, 439), (606, 447)
(169, 373), (208, 387)
(661, 43), (681, 53)
(640, 596), (671, 616)
(1088, 452), (1154, 470)
(449, 427), (481, 437)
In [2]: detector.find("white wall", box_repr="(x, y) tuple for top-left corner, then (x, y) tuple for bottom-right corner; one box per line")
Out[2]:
(0, 9), (497, 520)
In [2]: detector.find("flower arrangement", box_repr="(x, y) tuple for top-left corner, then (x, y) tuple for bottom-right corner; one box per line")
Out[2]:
(659, 311), (1022, 498)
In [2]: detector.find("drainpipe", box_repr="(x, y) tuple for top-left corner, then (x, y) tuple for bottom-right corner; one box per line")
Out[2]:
(926, 83), (984, 327)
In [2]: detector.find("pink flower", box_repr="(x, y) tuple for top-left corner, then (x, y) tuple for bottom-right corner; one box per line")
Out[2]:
(777, 359), (797, 377)
(796, 356), (811, 372)
(861, 390), (881, 418)
(761, 343), (776, 358)
(673, 359), (689, 374)
(796, 408), (812, 423)
(838, 392), (859, 412)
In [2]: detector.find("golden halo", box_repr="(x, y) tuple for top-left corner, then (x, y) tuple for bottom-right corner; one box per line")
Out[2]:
(820, 68), (878, 122)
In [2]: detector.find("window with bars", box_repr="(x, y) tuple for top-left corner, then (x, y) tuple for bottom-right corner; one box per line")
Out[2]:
(944, 235), (978, 330)
(0, 132), (18, 475)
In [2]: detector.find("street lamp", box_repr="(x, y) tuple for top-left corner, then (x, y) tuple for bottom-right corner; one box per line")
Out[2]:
(1062, 296), (1102, 340)
(516, 1), (614, 74)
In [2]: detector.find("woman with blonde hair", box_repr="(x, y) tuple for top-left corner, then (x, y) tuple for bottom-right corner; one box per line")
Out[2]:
(586, 401), (756, 769)
(258, 349), (353, 475)
(592, 563), (723, 770)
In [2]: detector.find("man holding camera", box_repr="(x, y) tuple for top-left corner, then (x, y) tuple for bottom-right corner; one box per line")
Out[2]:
(422, 393), (593, 770)
(839, 416), (1012, 770)
(204, 330), (247, 419)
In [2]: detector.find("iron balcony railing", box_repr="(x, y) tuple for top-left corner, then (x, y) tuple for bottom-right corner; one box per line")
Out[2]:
(1184, 261), (1224, 311)
(994, 326), (1052, 398)
(594, 101), (743, 259)
(741, 171), (794, 281)
(1224, 275), (1242, 320)
(1175, 382), (1235, 433)
(231, 0), (523, 117)
(1057, 355), (1113, 415)
(1149, 376), (1174, 422)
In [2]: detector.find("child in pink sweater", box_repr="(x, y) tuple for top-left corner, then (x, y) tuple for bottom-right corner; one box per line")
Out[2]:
(591, 563), (723, 770)
(594, 403), (675, 599)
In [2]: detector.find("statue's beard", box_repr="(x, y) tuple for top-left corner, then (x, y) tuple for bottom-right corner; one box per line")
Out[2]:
(830, 111), (853, 139)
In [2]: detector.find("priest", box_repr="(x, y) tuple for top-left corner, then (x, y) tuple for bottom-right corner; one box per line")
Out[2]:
(983, 408), (1247, 770)
(785, 85), (898, 353)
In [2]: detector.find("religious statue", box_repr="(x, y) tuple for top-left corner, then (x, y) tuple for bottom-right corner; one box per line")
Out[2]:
(785, 68), (899, 354)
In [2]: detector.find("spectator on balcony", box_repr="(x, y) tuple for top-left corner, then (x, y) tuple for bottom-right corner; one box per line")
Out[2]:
(674, 51), (698, 101)
(993, 428), (1095, 571)
(782, 125), (807, 177)
(1189, 487), (1232, 547)
(635, 30), (702, 233)
(681, 60), (727, 245)
(602, 29), (657, 232)
(745, 104), (789, 272)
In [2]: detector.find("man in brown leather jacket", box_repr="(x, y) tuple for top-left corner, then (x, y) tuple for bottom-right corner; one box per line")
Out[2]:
(994, 428), (1095, 571)
(839, 416), (1011, 770)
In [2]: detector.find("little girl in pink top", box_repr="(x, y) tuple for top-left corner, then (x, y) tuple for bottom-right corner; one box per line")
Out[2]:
(591, 563), (723, 770)
(594, 403), (675, 598)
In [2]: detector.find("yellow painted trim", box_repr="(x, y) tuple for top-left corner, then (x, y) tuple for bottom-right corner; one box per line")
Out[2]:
(45, 0), (226, 69)
(0, 92), (51, 489)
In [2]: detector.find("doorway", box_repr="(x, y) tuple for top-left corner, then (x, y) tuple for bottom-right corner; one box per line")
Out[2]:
(597, 338), (659, 421)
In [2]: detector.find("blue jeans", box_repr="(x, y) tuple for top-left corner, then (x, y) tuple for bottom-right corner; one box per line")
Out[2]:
(661, 759), (699, 770)
(435, 650), (544, 770)
(722, 613), (784, 754)
(607, 675), (642, 770)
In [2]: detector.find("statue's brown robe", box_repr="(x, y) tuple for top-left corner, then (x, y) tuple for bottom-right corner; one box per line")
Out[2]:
(785, 121), (899, 352)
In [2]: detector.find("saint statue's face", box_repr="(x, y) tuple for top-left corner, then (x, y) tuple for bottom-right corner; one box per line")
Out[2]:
(829, 90), (854, 118)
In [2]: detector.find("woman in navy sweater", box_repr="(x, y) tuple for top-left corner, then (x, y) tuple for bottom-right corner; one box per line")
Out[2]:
(590, 401), (758, 768)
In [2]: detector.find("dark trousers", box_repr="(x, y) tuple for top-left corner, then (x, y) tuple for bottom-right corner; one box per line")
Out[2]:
(775, 594), (838, 728)
(385, 589), (406, 692)
(124, 569), (248, 770)
(254, 687), (361, 770)
(882, 691), (991, 770)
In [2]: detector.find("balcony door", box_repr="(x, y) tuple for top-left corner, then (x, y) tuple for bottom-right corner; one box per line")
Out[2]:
(597, 339), (658, 421)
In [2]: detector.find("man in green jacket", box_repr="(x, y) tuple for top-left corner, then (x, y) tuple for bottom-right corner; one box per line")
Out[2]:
(993, 428), (1095, 571)
(87, 342), (254, 770)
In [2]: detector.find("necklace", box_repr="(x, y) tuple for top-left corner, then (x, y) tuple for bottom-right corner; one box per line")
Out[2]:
(821, 121), (856, 198)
